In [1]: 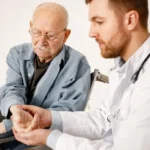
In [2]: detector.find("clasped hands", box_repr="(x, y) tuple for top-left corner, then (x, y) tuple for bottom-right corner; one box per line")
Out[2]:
(10, 105), (52, 146)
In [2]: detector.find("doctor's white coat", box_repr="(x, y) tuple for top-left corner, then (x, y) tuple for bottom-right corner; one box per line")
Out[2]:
(47, 37), (150, 150)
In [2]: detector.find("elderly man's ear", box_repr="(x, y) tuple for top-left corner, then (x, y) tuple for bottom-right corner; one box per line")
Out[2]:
(30, 21), (33, 28)
(63, 29), (71, 43)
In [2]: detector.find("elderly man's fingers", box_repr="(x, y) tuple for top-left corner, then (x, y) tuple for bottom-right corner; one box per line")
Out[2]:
(11, 108), (25, 123)
(11, 114), (21, 122)
(25, 114), (39, 132)
(12, 109), (33, 124)
(10, 105), (22, 115)
(17, 104), (31, 110)
(18, 105), (36, 115)
(12, 123), (26, 132)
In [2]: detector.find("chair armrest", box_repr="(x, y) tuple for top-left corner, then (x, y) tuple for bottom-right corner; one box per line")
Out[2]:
(0, 136), (15, 144)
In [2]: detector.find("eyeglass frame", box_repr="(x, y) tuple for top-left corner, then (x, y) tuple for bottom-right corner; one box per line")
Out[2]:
(29, 28), (66, 41)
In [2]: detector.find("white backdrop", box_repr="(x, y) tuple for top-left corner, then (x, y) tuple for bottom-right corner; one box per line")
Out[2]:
(0, 0), (150, 87)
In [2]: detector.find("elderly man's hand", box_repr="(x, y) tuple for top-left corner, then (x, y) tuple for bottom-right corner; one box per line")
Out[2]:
(10, 105), (52, 132)
(15, 105), (52, 129)
(10, 105), (35, 132)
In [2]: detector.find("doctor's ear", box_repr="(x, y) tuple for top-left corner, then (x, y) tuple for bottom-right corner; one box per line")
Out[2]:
(124, 10), (139, 31)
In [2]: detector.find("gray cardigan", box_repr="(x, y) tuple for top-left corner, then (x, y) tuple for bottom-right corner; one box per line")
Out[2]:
(0, 43), (91, 131)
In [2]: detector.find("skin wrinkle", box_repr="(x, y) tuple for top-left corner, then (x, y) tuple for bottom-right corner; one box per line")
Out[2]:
(33, 3), (68, 30)
(30, 2), (70, 63)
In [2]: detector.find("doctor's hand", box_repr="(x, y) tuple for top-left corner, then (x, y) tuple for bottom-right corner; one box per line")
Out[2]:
(14, 105), (52, 129)
(13, 127), (51, 146)
(10, 105), (34, 132)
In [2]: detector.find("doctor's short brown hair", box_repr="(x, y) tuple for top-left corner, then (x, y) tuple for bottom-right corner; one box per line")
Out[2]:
(85, 0), (148, 29)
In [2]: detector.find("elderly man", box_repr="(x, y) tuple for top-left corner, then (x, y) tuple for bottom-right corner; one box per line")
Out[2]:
(0, 2), (90, 135)
(11, 0), (150, 150)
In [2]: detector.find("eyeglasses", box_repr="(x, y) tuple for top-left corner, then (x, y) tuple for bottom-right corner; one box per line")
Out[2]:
(29, 28), (66, 41)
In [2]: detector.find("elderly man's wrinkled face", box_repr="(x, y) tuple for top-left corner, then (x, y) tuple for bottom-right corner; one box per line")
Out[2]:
(30, 9), (70, 62)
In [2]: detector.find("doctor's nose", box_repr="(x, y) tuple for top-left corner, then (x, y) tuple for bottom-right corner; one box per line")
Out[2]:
(89, 24), (99, 38)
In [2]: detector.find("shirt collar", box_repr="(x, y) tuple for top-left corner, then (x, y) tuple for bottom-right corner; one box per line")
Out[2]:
(111, 35), (150, 77)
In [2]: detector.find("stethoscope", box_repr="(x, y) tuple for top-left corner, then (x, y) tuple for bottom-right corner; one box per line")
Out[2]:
(107, 53), (150, 123)
(131, 53), (150, 84)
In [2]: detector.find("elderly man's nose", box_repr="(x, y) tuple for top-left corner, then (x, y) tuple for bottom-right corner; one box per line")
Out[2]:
(38, 36), (48, 45)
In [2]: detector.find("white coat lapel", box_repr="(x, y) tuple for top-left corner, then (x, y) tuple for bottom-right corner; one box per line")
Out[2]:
(109, 67), (133, 116)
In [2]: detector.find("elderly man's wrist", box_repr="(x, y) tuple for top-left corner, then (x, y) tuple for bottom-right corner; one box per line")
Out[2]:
(8, 105), (17, 119)
(9, 105), (17, 113)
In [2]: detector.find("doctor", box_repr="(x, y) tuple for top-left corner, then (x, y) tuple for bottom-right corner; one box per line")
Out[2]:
(11, 0), (150, 149)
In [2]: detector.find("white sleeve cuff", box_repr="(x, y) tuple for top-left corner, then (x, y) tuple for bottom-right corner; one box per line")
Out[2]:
(46, 130), (62, 149)
(50, 111), (63, 131)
